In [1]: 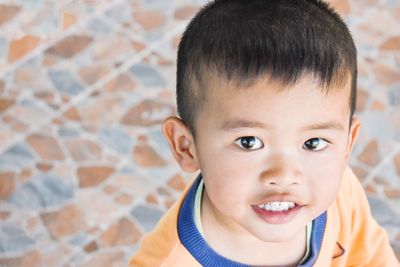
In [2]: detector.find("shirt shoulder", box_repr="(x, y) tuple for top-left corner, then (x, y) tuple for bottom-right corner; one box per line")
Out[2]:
(129, 178), (202, 267)
(315, 167), (399, 266)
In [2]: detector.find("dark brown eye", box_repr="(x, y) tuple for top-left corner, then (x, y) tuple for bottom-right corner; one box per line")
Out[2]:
(235, 136), (264, 150)
(303, 138), (328, 151)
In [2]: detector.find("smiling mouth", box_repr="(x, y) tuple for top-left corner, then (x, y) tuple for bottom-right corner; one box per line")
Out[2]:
(257, 201), (296, 212)
(252, 201), (302, 224)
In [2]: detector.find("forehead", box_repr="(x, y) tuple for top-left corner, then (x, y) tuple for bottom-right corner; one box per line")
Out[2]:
(200, 75), (352, 129)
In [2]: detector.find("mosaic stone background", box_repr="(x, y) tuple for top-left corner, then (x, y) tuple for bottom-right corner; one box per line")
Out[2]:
(0, 0), (399, 266)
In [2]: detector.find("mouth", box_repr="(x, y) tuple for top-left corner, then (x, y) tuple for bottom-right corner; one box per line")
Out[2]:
(252, 201), (302, 224)
(257, 201), (296, 212)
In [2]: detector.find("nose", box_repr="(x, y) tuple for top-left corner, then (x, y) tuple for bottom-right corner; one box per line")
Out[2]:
(260, 156), (302, 188)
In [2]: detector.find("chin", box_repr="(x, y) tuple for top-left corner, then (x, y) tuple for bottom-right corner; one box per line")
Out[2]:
(250, 225), (303, 243)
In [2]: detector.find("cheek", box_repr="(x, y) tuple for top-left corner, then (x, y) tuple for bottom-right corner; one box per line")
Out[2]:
(200, 153), (256, 213)
(307, 155), (346, 208)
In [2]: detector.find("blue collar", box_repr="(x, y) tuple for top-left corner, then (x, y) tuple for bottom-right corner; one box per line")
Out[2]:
(177, 175), (327, 267)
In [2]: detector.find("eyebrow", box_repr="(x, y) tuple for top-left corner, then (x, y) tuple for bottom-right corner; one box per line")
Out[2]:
(220, 119), (345, 131)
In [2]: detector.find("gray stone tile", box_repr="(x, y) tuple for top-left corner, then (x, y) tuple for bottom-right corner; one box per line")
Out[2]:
(131, 204), (164, 232)
(129, 64), (166, 87)
(7, 173), (74, 209)
(57, 126), (81, 138)
(0, 224), (35, 253)
(368, 195), (400, 228)
(0, 143), (35, 170)
(48, 70), (85, 96)
(99, 127), (133, 155)
(87, 17), (113, 35)
(388, 85), (400, 106)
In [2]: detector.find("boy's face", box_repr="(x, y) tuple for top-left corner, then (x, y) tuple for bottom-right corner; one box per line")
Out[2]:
(188, 75), (359, 243)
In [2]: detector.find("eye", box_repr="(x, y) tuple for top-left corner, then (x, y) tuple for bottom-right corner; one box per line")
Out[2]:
(302, 138), (329, 151)
(234, 136), (264, 150)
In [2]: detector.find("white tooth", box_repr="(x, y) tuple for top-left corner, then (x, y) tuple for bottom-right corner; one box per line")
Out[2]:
(281, 202), (289, 210)
(289, 202), (295, 208)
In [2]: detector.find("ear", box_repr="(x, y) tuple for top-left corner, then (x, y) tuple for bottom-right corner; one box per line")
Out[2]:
(345, 117), (361, 162)
(163, 116), (199, 173)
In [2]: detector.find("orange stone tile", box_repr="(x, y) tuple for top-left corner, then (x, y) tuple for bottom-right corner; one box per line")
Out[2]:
(100, 217), (141, 246)
(0, 211), (11, 221)
(46, 35), (93, 58)
(373, 64), (400, 85)
(26, 133), (65, 161)
(77, 166), (115, 188)
(365, 183), (377, 194)
(26, 216), (39, 232)
(103, 184), (118, 194)
(167, 174), (186, 191)
(380, 36), (400, 51)
(0, 250), (42, 267)
(356, 88), (369, 112)
(157, 186), (171, 196)
(383, 188), (400, 198)
(370, 100), (385, 111)
(146, 194), (158, 204)
(351, 166), (368, 182)
(41, 204), (86, 239)
(8, 35), (40, 63)
(132, 41), (146, 52)
(357, 59), (370, 78)
(0, 172), (15, 199)
(164, 197), (177, 209)
(93, 34), (132, 61)
(115, 193), (133, 205)
(84, 240), (98, 253)
(374, 176), (389, 185)
(0, 98), (15, 113)
(62, 12), (77, 31)
(358, 140), (380, 167)
(11, 120), (29, 133)
(52, 117), (64, 125)
(0, 4), (20, 26)
(19, 168), (33, 182)
(394, 153), (400, 176)
(76, 250), (124, 267)
(78, 65), (110, 85)
(172, 33), (182, 49)
(327, 0), (350, 15)
(36, 162), (53, 172)
(121, 100), (174, 126)
(133, 144), (167, 167)
(174, 6), (200, 20)
(66, 139), (102, 161)
(133, 10), (166, 31)
(63, 107), (81, 121)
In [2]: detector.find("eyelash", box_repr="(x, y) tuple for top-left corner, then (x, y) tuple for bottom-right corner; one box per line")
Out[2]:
(302, 138), (331, 151)
(234, 136), (264, 150)
(234, 137), (332, 151)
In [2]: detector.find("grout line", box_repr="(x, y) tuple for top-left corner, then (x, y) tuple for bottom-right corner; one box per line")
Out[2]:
(0, 19), (189, 155)
(362, 143), (400, 186)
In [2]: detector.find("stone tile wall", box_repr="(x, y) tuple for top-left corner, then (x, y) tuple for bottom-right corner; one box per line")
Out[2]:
(0, 0), (399, 265)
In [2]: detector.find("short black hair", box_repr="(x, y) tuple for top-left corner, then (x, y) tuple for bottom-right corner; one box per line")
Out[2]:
(177, 0), (357, 135)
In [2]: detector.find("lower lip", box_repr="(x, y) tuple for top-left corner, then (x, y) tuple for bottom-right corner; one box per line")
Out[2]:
(251, 205), (302, 224)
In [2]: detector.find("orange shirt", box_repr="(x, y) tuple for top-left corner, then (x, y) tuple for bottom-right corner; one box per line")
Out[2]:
(130, 167), (399, 266)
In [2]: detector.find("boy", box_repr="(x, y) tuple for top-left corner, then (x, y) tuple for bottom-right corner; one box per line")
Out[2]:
(131, 0), (399, 266)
